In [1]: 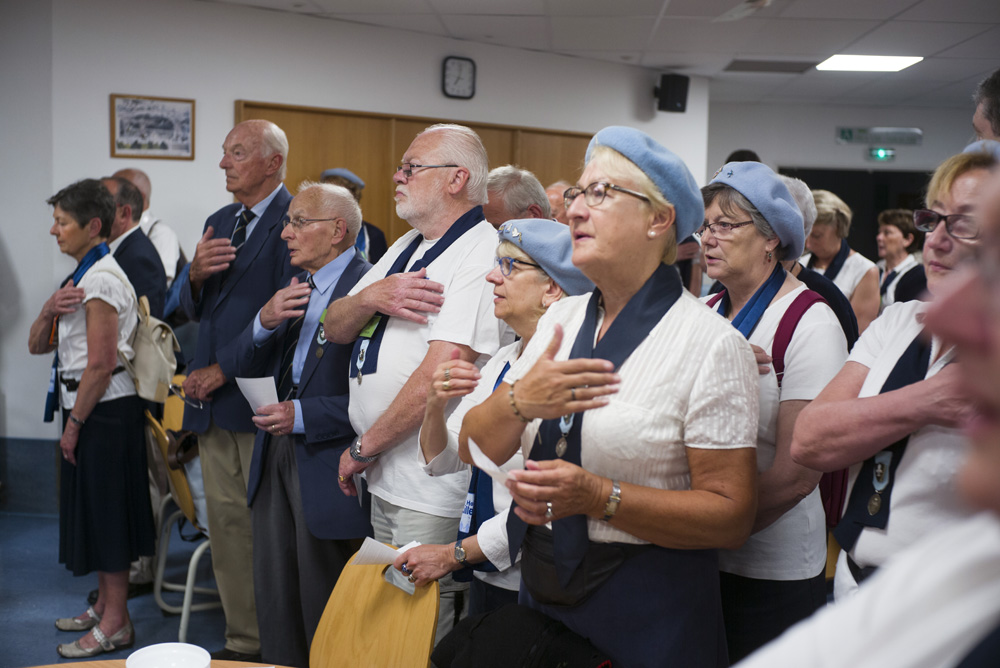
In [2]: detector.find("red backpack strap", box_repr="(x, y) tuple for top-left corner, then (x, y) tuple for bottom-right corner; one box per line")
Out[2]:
(706, 290), (726, 308)
(772, 290), (826, 388)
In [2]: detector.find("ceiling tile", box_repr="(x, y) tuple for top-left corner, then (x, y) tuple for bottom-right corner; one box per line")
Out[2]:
(665, 0), (787, 19)
(546, 0), (666, 17)
(310, 0), (433, 13)
(891, 57), (998, 82)
(208, 0), (323, 11)
(778, 0), (918, 20)
(439, 15), (549, 49)
(897, 0), (1000, 22)
(331, 14), (448, 37)
(426, 0), (545, 16)
(934, 26), (1000, 59)
(739, 18), (880, 55)
(552, 16), (658, 51)
(843, 20), (989, 57)
(557, 50), (645, 65)
(649, 17), (761, 52)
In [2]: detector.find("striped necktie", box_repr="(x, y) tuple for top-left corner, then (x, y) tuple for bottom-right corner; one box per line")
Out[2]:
(277, 275), (316, 402)
(232, 209), (255, 250)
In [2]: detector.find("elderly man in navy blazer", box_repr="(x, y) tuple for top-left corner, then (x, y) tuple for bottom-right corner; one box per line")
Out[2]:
(230, 181), (372, 668)
(102, 177), (166, 319)
(178, 119), (293, 662)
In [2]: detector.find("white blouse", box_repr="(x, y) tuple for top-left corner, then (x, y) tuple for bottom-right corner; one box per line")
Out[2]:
(57, 254), (137, 408)
(505, 289), (759, 546)
(801, 250), (876, 300)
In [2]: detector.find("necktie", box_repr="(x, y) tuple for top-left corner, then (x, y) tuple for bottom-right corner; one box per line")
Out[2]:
(277, 275), (316, 402)
(232, 209), (255, 250)
(833, 332), (933, 552)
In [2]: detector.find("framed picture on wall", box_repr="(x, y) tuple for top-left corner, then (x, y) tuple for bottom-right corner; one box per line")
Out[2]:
(110, 94), (195, 160)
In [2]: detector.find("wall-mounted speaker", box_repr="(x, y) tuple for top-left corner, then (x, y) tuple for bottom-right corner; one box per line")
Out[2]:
(655, 74), (689, 113)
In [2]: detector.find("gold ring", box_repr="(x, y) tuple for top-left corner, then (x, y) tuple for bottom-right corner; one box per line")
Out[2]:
(570, 387), (576, 402)
(443, 380), (451, 391)
(407, 573), (417, 583)
(338, 475), (346, 482)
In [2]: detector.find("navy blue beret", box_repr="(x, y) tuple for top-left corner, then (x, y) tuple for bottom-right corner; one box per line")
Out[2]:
(709, 161), (804, 257)
(497, 219), (595, 296)
(320, 168), (365, 189)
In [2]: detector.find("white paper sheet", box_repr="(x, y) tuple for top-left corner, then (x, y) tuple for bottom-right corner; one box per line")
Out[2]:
(236, 376), (279, 412)
(468, 437), (509, 484)
(351, 537), (422, 565)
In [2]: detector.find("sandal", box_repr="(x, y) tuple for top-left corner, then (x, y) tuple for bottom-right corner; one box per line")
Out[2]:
(54, 605), (101, 632)
(57, 621), (134, 658)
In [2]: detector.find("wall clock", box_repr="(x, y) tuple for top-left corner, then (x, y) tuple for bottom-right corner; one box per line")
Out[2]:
(442, 56), (476, 99)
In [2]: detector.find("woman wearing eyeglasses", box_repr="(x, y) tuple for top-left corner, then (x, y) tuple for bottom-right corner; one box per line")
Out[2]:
(392, 218), (593, 617)
(460, 127), (761, 668)
(790, 147), (995, 605)
(801, 190), (880, 334)
(699, 162), (848, 663)
(875, 208), (926, 312)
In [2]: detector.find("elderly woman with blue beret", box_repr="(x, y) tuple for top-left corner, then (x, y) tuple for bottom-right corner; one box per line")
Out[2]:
(700, 162), (848, 662)
(461, 127), (761, 668)
(393, 218), (594, 616)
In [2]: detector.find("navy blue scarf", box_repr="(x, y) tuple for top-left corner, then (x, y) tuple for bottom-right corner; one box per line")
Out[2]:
(810, 238), (850, 281)
(44, 242), (110, 422)
(716, 263), (786, 339)
(507, 263), (684, 587)
(350, 207), (483, 381)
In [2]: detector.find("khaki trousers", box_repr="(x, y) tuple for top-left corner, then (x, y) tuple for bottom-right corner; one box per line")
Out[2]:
(199, 421), (259, 654)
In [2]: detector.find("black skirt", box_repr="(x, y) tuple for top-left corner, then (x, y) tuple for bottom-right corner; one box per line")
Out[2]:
(59, 395), (156, 576)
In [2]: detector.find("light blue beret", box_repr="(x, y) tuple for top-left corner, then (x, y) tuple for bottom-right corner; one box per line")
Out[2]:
(585, 126), (704, 241)
(497, 219), (595, 296)
(963, 140), (1000, 162)
(320, 168), (365, 189)
(709, 161), (805, 257)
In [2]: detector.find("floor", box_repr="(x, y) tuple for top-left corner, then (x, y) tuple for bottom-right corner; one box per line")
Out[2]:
(0, 510), (226, 668)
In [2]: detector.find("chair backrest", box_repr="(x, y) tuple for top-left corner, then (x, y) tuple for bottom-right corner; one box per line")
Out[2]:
(163, 373), (187, 432)
(145, 409), (202, 531)
(310, 553), (440, 668)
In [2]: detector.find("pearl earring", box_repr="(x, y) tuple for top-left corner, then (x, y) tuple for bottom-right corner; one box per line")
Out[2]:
(648, 230), (656, 238)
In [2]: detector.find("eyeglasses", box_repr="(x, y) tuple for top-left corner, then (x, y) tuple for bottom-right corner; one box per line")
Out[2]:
(913, 209), (979, 240)
(695, 221), (754, 239)
(281, 215), (336, 230)
(494, 256), (540, 276)
(395, 163), (459, 179)
(563, 182), (650, 209)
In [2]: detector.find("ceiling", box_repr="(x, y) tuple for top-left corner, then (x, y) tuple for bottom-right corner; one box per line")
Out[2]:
(203, 0), (1000, 108)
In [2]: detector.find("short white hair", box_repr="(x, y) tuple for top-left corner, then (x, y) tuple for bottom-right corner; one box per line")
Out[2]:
(419, 124), (489, 205)
(256, 120), (289, 180)
(487, 165), (551, 218)
(779, 175), (817, 237)
(297, 180), (362, 242)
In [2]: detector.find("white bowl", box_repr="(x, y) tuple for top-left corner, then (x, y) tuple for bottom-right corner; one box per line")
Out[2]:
(126, 642), (211, 668)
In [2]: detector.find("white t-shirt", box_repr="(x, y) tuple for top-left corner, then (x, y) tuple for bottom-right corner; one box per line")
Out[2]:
(57, 254), (137, 408)
(801, 250), (876, 300)
(708, 286), (848, 580)
(879, 253), (920, 311)
(505, 289), (760, 546)
(348, 220), (510, 517)
(419, 339), (524, 591)
(835, 300), (973, 599)
(735, 512), (1000, 668)
(139, 210), (182, 286)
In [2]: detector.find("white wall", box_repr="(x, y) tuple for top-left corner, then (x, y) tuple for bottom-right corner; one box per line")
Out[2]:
(707, 102), (975, 180)
(1, 0), (709, 439)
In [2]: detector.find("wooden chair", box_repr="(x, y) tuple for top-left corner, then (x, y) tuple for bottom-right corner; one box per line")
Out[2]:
(310, 552), (440, 668)
(147, 374), (221, 642)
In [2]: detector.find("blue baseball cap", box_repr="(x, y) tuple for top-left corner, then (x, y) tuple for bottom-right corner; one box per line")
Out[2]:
(709, 161), (805, 257)
(320, 168), (365, 189)
(585, 126), (704, 241)
(497, 219), (595, 296)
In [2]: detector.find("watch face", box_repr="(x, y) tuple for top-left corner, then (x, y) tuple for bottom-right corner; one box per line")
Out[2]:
(443, 57), (476, 99)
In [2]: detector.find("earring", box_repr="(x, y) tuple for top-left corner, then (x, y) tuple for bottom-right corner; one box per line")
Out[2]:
(767, 250), (773, 262)
(647, 230), (656, 238)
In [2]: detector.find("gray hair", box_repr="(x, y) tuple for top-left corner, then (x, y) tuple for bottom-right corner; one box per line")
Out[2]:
(419, 124), (489, 205)
(973, 68), (1000, 138)
(701, 183), (788, 260)
(297, 180), (362, 242)
(487, 165), (552, 219)
(779, 175), (817, 238)
(254, 120), (289, 180)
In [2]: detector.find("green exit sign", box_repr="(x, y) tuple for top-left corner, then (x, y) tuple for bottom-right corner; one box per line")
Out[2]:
(868, 147), (896, 162)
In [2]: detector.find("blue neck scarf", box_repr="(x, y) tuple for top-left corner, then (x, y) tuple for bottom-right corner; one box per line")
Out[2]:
(717, 263), (786, 339)
(43, 242), (110, 422)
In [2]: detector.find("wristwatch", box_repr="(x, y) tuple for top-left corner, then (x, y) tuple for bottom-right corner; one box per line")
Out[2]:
(454, 539), (468, 566)
(349, 436), (378, 464)
(602, 479), (622, 522)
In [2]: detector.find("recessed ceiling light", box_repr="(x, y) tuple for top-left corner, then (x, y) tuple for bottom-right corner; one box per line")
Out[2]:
(816, 54), (922, 72)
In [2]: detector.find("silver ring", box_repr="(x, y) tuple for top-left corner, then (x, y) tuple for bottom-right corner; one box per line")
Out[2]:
(444, 367), (451, 382)
(570, 387), (577, 402)
(545, 501), (554, 520)
(407, 573), (417, 583)
(443, 380), (451, 392)
(401, 563), (410, 575)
